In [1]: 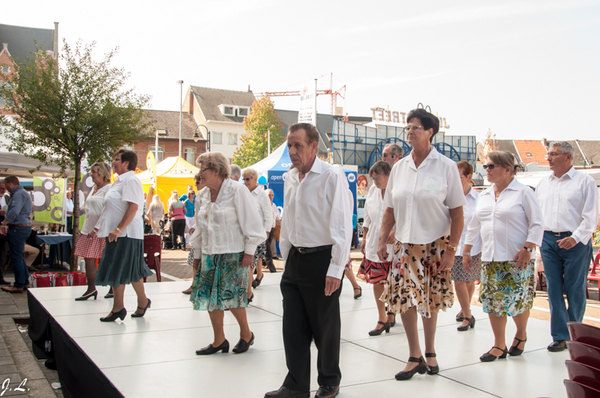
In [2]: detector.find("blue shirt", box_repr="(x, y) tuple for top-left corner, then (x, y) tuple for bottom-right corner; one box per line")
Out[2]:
(6, 186), (32, 225)
(179, 194), (195, 217)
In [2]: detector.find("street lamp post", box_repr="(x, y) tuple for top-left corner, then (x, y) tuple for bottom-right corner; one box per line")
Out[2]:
(177, 80), (184, 158)
(193, 124), (211, 153)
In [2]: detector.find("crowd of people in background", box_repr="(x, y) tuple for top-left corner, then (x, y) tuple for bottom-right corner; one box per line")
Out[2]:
(0, 110), (597, 398)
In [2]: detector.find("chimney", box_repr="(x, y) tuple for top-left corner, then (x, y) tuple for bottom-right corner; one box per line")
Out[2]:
(54, 22), (59, 58)
(2, 43), (7, 52)
(248, 85), (252, 93)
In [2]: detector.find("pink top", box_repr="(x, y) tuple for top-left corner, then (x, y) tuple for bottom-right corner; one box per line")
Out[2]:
(170, 206), (186, 220)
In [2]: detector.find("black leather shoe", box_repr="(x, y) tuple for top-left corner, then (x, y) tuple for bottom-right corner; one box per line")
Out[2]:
(425, 352), (439, 375)
(252, 275), (263, 288)
(75, 289), (98, 301)
(480, 346), (508, 362)
(368, 321), (390, 336)
(104, 292), (114, 299)
(508, 337), (527, 356)
(100, 308), (127, 322)
(547, 340), (567, 352)
(315, 385), (339, 398)
(395, 356), (427, 380)
(131, 298), (151, 318)
(457, 316), (476, 331)
(264, 386), (309, 398)
(196, 340), (229, 355)
(232, 332), (255, 353)
(0, 279), (11, 285)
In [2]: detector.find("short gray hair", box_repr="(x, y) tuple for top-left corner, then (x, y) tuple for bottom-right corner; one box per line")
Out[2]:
(384, 143), (403, 159)
(549, 141), (574, 156)
(197, 152), (230, 179)
(230, 164), (242, 179)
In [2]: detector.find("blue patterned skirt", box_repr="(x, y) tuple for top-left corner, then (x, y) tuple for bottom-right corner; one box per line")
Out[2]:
(479, 260), (535, 317)
(190, 252), (249, 311)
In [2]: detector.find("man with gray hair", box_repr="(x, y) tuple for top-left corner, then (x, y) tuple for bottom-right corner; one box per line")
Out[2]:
(536, 141), (598, 352)
(230, 164), (242, 181)
(382, 143), (403, 166)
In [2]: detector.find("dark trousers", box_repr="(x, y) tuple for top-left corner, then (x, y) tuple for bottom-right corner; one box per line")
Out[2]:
(264, 228), (276, 271)
(280, 246), (341, 392)
(540, 231), (593, 341)
(0, 235), (7, 280)
(171, 219), (186, 249)
(7, 226), (31, 288)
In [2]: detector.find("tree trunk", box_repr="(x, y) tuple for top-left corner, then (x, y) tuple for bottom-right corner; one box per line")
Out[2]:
(70, 159), (81, 271)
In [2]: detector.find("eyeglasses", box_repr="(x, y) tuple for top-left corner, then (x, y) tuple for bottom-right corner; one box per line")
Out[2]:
(371, 174), (385, 181)
(405, 125), (424, 132)
(545, 152), (564, 159)
(243, 177), (253, 182)
(113, 158), (121, 163)
(194, 181), (202, 185)
(199, 168), (210, 173)
(483, 164), (496, 170)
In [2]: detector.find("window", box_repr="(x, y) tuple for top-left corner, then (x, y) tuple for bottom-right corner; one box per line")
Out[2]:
(222, 106), (234, 116)
(122, 144), (132, 150)
(237, 107), (249, 117)
(2, 66), (8, 74)
(213, 132), (223, 144)
(526, 152), (532, 158)
(157, 129), (168, 136)
(149, 146), (164, 162)
(228, 133), (238, 145)
(184, 148), (195, 164)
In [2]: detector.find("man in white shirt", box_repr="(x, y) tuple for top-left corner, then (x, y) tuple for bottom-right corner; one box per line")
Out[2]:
(536, 141), (599, 352)
(265, 189), (280, 271)
(382, 143), (403, 166)
(265, 123), (352, 398)
(230, 164), (241, 182)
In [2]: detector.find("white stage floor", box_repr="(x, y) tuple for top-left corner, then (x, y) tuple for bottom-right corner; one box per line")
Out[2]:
(29, 274), (570, 397)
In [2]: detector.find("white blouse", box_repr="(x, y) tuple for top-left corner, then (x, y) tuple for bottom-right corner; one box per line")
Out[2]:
(465, 178), (544, 262)
(249, 187), (273, 233)
(456, 187), (482, 256)
(96, 171), (145, 240)
(363, 186), (393, 263)
(195, 179), (266, 256)
(80, 184), (111, 235)
(383, 147), (466, 244)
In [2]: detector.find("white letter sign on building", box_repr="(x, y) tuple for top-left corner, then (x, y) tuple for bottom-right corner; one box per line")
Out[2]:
(298, 82), (316, 126)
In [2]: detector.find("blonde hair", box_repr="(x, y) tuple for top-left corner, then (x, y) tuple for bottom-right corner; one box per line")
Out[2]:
(197, 152), (230, 179)
(487, 151), (520, 176)
(242, 168), (258, 180)
(91, 162), (112, 183)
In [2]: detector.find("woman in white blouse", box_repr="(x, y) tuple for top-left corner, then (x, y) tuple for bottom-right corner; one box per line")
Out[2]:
(190, 152), (266, 355)
(73, 162), (112, 301)
(452, 161), (482, 331)
(358, 161), (394, 336)
(463, 151), (543, 362)
(377, 109), (465, 381)
(90, 150), (153, 322)
(242, 168), (272, 298)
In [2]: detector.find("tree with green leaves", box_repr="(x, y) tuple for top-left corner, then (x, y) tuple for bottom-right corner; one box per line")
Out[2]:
(232, 96), (284, 168)
(0, 40), (153, 270)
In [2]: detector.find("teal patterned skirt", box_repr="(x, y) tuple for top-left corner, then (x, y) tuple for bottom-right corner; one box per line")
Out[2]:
(479, 260), (535, 317)
(190, 252), (249, 311)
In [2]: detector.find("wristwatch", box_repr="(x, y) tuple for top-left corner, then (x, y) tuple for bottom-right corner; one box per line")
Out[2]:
(523, 246), (533, 253)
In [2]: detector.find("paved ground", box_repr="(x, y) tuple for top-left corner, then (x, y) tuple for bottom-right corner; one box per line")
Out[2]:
(0, 245), (599, 396)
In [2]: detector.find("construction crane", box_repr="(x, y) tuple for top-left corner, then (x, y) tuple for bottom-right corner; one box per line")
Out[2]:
(255, 74), (346, 115)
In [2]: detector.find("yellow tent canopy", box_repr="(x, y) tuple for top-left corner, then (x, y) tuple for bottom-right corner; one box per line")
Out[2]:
(136, 156), (199, 210)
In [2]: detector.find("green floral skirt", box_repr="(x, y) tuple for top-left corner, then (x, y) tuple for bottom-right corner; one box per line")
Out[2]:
(479, 260), (535, 317)
(190, 252), (249, 311)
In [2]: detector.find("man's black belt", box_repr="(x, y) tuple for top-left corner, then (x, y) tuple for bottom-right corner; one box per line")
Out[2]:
(545, 231), (571, 237)
(8, 224), (30, 229)
(293, 245), (332, 254)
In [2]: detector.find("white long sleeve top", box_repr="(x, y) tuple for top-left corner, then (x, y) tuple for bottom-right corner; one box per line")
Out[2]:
(80, 184), (111, 235)
(195, 179), (266, 256)
(363, 186), (393, 262)
(456, 187), (482, 256)
(249, 187), (273, 233)
(96, 171), (144, 240)
(535, 167), (598, 245)
(465, 179), (544, 262)
(279, 159), (353, 279)
(384, 147), (466, 244)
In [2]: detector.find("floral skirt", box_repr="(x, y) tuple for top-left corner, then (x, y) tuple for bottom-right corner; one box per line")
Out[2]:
(190, 252), (248, 311)
(451, 253), (482, 282)
(252, 240), (268, 268)
(382, 236), (454, 318)
(479, 260), (535, 317)
(357, 258), (391, 284)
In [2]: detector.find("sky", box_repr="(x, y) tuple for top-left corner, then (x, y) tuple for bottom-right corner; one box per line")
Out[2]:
(3, 0), (600, 142)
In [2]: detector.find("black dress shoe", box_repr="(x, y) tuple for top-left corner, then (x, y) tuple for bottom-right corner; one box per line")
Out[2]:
(232, 332), (254, 353)
(315, 385), (339, 398)
(131, 298), (151, 318)
(395, 356), (428, 380)
(0, 279), (11, 285)
(425, 352), (439, 375)
(75, 289), (98, 301)
(547, 340), (567, 352)
(508, 337), (527, 356)
(104, 292), (114, 299)
(264, 386), (309, 398)
(480, 346), (508, 362)
(368, 321), (390, 336)
(100, 308), (127, 322)
(196, 340), (229, 355)
(457, 316), (476, 331)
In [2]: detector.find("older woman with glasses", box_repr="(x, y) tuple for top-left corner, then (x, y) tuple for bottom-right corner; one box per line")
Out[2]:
(90, 150), (153, 322)
(73, 162), (112, 301)
(377, 108), (465, 380)
(190, 152), (266, 355)
(463, 151), (543, 361)
(242, 168), (273, 300)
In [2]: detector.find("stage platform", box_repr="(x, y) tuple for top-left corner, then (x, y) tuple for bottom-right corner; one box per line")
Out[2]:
(27, 274), (569, 397)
